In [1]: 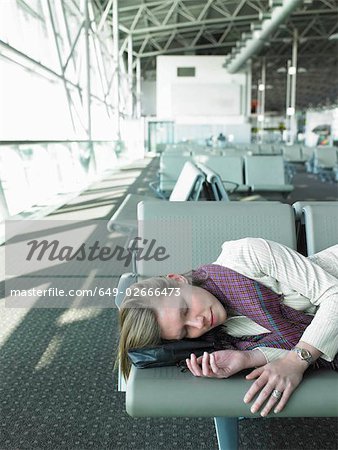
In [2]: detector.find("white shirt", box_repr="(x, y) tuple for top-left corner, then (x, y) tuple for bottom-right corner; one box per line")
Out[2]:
(213, 238), (338, 363)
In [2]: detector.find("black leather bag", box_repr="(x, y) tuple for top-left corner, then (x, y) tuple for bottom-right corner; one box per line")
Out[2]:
(128, 340), (217, 369)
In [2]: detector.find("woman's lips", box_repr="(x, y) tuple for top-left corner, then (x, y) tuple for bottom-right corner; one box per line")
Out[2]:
(210, 308), (214, 327)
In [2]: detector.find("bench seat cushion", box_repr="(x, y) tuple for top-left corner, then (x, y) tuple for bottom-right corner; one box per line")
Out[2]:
(126, 366), (338, 418)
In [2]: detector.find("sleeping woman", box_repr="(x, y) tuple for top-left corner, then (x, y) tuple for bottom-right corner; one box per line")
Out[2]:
(117, 238), (338, 417)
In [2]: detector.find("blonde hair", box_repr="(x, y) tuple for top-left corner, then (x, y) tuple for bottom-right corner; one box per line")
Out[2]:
(117, 276), (182, 379)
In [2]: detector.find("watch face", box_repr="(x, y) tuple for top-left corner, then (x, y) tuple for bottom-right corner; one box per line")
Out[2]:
(299, 349), (311, 360)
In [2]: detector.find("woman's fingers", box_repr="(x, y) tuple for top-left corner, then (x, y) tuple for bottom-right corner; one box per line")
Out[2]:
(185, 357), (194, 375)
(187, 353), (202, 376)
(201, 352), (213, 376)
(186, 356), (197, 376)
(259, 385), (293, 417)
(243, 368), (266, 403)
(186, 353), (208, 377)
(245, 366), (264, 380)
(186, 352), (224, 378)
(248, 380), (277, 414)
(209, 353), (226, 377)
(196, 355), (203, 364)
(209, 353), (219, 373)
(243, 358), (304, 416)
(273, 385), (294, 413)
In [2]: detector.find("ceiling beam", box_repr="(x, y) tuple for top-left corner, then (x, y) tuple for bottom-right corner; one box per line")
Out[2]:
(135, 40), (236, 58)
(128, 14), (258, 35)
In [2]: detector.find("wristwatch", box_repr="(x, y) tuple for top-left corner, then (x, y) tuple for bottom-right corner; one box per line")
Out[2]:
(291, 347), (313, 365)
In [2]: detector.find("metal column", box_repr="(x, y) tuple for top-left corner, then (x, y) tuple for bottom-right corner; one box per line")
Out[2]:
(136, 57), (141, 118)
(290, 28), (298, 144)
(285, 59), (291, 143)
(112, 0), (120, 138)
(128, 34), (133, 117)
(285, 29), (298, 144)
(257, 58), (266, 145)
(84, 0), (92, 141)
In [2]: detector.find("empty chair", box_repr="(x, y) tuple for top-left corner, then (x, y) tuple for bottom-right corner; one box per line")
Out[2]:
(313, 147), (338, 181)
(282, 145), (304, 163)
(302, 146), (315, 161)
(107, 161), (205, 232)
(301, 203), (338, 255)
(244, 155), (294, 194)
(292, 201), (338, 255)
(292, 201), (338, 221)
(159, 153), (192, 192)
(196, 163), (270, 203)
(168, 161), (205, 201)
(196, 163), (232, 201)
(246, 143), (261, 154)
(193, 154), (249, 192)
(259, 143), (275, 154)
(313, 147), (337, 171)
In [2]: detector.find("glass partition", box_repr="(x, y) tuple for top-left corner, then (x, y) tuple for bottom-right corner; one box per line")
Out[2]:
(0, 141), (120, 221)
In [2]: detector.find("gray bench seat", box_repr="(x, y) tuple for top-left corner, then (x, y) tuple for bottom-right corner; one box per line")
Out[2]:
(126, 365), (338, 418)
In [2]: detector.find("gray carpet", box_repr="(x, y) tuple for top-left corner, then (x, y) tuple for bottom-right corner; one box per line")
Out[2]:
(1, 157), (337, 450)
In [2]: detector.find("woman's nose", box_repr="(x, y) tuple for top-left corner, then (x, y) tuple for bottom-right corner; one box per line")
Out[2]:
(186, 316), (204, 329)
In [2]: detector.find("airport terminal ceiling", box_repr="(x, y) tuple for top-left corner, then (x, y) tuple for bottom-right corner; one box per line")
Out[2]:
(95, 0), (338, 113)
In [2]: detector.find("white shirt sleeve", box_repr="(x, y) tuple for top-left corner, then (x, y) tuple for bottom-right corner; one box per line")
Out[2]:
(214, 238), (338, 361)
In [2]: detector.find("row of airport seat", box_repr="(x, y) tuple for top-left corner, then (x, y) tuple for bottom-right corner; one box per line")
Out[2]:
(162, 142), (312, 161)
(109, 158), (338, 237)
(159, 153), (294, 195)
(281, 144), (313, 163)
(115, 200), (338, 450)
(108, 158), (281, 234)
(162, 142), (338, 173)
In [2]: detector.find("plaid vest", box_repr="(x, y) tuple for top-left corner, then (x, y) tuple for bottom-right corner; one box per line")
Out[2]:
(196, 264), (313, 351)
(195, 264), (338, 370)
(197, 264), (338, 370)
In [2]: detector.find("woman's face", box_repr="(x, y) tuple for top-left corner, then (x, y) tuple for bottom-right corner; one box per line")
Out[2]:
(154, 276), (227, 340)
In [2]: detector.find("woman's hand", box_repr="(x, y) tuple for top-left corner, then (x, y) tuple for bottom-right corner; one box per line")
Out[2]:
(243, 353), (308, 417)
(186, 350), (258, 378)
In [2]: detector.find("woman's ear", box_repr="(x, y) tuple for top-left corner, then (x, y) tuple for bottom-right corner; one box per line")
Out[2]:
(166, 273), (188, 284)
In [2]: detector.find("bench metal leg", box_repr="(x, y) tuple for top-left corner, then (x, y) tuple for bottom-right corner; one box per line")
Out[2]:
(214, 417), (238, 450)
